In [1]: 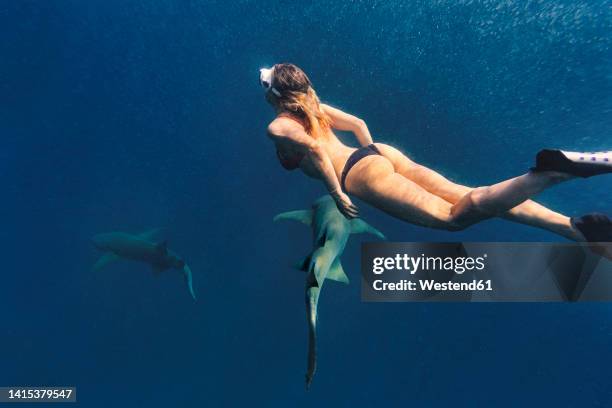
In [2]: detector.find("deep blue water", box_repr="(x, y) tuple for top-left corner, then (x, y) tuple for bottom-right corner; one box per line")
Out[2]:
(1, 1), (611, 406)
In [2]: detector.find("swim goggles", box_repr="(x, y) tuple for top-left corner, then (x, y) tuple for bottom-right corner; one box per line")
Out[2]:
(259, 67), (281, 97)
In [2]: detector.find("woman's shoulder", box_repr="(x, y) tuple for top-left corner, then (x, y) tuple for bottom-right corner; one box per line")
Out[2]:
(267, 113), (304, 137)
(267, 119), (284, 138)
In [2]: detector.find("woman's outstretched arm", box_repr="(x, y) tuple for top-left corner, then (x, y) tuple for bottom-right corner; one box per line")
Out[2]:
(321, 104), (373, 146)
(268, 121), (359, 218)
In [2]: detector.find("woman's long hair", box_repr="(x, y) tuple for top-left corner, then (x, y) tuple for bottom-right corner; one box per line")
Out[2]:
(270, 63), (331, 139)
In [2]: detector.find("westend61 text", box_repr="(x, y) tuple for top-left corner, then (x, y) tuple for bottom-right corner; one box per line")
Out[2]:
(372, 279), (493, 292)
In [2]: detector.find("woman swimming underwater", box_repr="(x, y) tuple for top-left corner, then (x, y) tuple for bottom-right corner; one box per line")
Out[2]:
(261, 63), (612, 242)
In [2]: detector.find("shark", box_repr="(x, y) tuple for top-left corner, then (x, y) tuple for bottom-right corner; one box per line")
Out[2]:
(91, 229), (196, 301)
(274, 195), (385, 389)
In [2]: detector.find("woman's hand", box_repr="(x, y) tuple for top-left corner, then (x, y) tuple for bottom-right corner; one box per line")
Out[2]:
(330, 189), (359, 219)
(321, 104), (373, 146)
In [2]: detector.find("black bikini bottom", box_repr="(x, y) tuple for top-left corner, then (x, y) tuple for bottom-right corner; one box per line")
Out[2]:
(340, 144), (382, 192)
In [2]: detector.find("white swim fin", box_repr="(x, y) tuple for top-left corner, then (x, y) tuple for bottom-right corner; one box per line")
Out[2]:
(534, 149), (611, 178)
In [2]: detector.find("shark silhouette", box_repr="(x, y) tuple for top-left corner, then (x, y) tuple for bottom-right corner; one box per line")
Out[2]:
(274, 195), (385, 389)
(92, 230), (196, 301)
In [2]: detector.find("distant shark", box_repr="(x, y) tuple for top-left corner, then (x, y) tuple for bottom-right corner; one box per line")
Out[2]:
(274, 195), (385, 389)
(92, 230), (196, 301)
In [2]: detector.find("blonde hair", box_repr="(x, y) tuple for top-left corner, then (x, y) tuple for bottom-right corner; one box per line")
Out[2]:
(270, 63), (331, 139)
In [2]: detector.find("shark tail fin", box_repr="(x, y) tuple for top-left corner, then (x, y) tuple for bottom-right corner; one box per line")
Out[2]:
(305, 285), (319, 390)
(92, 253), (120, 271)
(273, 210), (313, 226)
(350, 218), (386, 240)
(183, 264), (196, 301)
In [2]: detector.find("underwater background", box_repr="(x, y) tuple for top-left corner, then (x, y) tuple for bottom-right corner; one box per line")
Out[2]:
(1, 0), (611, 406)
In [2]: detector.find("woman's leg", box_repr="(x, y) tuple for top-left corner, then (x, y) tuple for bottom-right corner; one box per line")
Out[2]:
(346, 154), (576, 234)
(449, 170), (575, 229)
(375, 144), (581, 240)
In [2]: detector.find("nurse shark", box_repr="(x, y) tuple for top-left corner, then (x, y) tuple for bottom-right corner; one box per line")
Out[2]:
(92, 230), (196, 301)
(274, 195), (385, 389)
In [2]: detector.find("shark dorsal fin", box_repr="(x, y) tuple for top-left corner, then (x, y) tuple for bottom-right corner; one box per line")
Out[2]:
(273, 210), (312, 226)
(327, 258), (349, 284)
(350, 218), (386, 240)
(137, 228), (160, 241)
